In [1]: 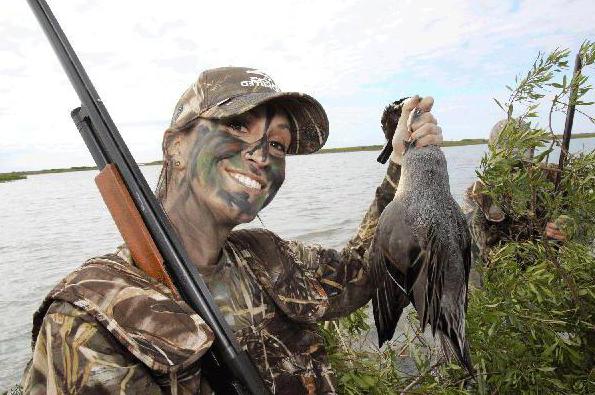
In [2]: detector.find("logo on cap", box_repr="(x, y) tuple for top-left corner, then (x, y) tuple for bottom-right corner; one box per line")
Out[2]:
(240, 69), (281, 92)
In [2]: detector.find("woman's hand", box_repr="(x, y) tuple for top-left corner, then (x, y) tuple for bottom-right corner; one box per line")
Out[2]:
(390, 95), (443, 165)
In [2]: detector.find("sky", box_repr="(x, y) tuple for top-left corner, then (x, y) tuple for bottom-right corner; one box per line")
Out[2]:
(1, 0), (594, 172)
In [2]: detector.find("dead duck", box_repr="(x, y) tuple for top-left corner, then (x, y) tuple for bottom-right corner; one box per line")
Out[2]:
(371, 102), (473, 373)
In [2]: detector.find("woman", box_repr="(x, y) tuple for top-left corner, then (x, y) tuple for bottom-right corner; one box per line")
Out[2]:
(21, 67), (442, 394)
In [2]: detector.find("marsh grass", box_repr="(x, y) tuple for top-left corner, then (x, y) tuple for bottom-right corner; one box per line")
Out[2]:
(0, 173), (27, 183)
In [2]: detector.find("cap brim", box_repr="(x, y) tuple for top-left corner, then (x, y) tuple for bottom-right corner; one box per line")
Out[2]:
(201, 91), (329, 155)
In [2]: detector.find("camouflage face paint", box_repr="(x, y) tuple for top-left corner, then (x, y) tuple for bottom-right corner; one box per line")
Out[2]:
(245, 106), (274, 162)
(179, 112), (287, 224)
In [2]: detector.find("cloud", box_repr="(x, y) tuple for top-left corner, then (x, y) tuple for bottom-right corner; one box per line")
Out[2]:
(0, 0), (594, 172)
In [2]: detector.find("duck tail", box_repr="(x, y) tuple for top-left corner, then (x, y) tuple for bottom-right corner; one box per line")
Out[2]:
(439, 329), (474, 375)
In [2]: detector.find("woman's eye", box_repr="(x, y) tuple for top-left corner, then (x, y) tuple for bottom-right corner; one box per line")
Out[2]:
(270, 141), (287, 153)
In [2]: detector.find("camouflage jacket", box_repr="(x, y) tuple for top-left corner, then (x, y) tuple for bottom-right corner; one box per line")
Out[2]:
(461, 180), (509, 264)
(21, 162), (401, 395)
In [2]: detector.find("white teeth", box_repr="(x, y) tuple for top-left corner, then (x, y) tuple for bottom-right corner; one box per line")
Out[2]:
(231, 172), (262, 190)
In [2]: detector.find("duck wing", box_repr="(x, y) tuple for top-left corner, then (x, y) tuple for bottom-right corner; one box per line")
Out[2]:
(370, 205), (423, 347)
(415, 204), (474, 374)
(409, 226), (448, 335)
(441, 204), (473, 373)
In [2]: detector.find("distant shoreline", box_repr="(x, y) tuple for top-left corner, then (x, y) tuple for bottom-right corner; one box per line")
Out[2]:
(2, 133), (594, 182)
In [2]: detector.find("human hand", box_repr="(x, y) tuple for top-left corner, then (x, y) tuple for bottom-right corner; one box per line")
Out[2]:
(390, 95), (443, 164)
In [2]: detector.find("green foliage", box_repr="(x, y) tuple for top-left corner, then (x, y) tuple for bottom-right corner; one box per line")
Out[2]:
(479, 41), (595, 241)
(467, 241), (595, 393)
(321, 43), (595, 394)
(319, 306), (480, 394)
(318, 309), (403, 394)
(478, 122), (554, 233)
(0, 173), (27, 183)
(556, 151), (595, 244)
(453, 42), (595, 392)
(0, 165), (97, 179)
(459, 42), (595, 392)
(494, 47), (570, 119)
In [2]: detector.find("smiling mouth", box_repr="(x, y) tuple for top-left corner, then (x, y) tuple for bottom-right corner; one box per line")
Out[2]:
(226, 169), (265, 191)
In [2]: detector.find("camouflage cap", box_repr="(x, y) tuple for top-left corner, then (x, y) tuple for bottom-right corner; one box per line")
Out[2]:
(170, 67), (329, 155)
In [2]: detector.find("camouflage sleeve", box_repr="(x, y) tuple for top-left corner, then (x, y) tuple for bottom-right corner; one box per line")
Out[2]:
(286, 161), (401, 320)
(462, 181), (504, 264)
(21, 301), (163, 395)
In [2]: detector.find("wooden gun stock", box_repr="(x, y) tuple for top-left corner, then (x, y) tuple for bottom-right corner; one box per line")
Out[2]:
(95, 164), (178, 296)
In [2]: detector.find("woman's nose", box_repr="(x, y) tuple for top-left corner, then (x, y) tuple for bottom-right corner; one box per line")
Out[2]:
(244, 138), (269, 164)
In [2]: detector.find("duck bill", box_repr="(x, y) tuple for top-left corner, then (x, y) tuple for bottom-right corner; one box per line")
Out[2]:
(377, 142), (394, 164)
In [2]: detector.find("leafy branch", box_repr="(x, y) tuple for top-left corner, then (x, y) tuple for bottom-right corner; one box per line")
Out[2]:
(493, 47), (569, 123)
(548, 41), (595, 135)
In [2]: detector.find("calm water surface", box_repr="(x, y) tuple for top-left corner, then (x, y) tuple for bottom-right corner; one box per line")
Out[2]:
(1, 139), (593, 388)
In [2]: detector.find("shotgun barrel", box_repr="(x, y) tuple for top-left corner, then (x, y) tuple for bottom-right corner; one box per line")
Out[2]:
(27, 1), (268, 393)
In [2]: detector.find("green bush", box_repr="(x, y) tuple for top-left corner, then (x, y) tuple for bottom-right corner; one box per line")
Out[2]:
(468, 241), (595, 393)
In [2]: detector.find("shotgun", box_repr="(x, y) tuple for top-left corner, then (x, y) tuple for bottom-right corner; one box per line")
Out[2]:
(26, 1), (268, 393)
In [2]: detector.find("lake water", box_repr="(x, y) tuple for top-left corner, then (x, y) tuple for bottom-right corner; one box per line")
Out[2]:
(1, 139), (593, 389)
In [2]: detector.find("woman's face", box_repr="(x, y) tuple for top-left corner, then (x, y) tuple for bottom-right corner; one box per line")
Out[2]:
(172, 105), (291, 225)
